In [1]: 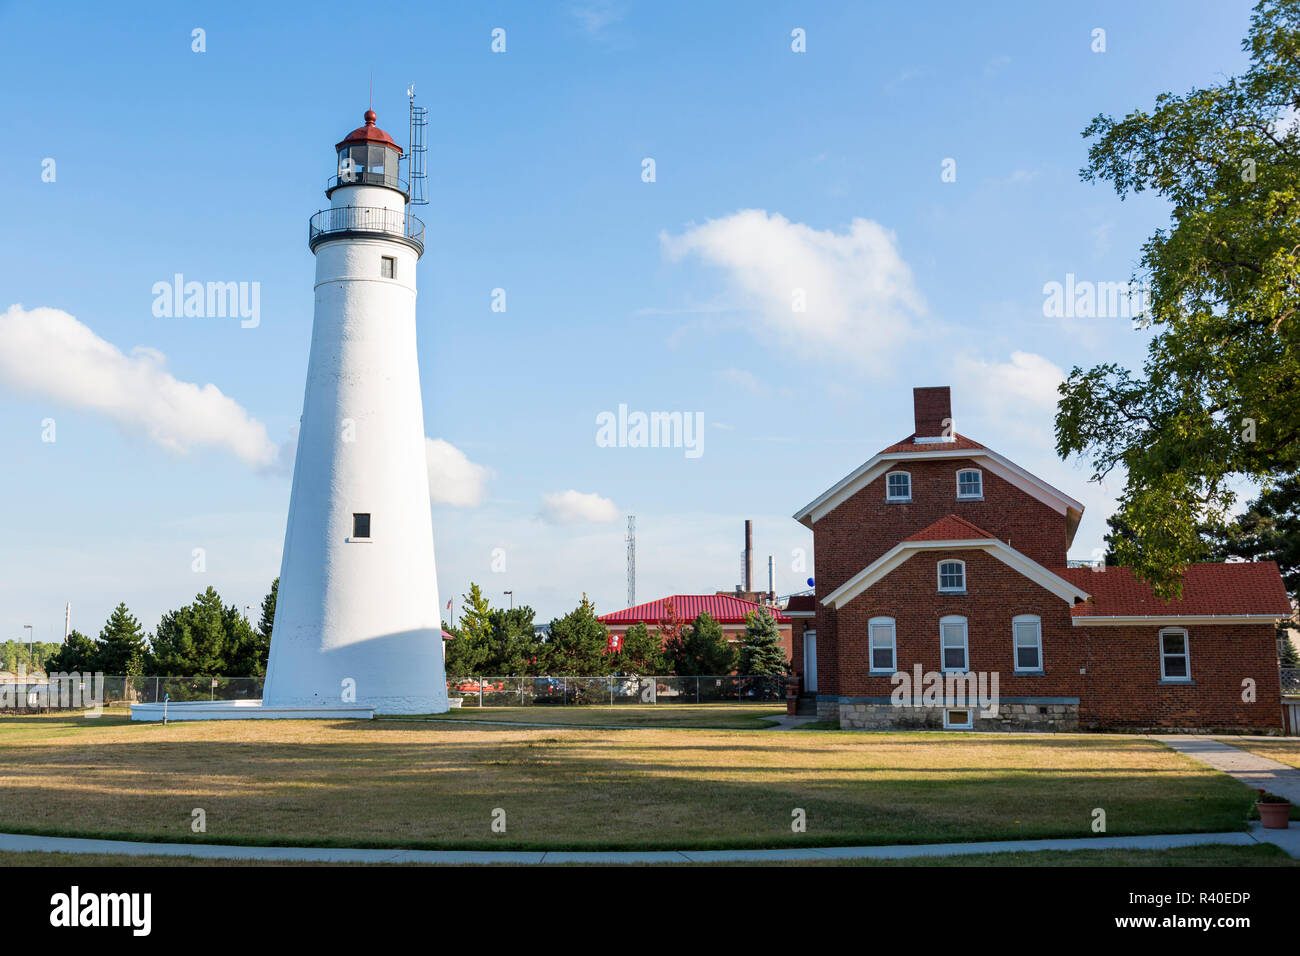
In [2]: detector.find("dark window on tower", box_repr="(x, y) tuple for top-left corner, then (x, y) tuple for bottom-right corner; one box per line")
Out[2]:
(381, 256), (395, 279)
(352, 513), (371, 538)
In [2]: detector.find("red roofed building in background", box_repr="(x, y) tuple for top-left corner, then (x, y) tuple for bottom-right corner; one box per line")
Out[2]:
(790, 385), (1293, 732)
(598, 594), (792, 662)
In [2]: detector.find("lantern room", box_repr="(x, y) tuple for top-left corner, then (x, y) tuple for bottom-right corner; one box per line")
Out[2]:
(328, 109), (405, 196)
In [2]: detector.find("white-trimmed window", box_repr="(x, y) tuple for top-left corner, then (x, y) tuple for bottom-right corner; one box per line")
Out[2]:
(956, 468), (983, 500)
(943, 708), (973, 730)
(1159, 628), (1191, 681)
(938, 559), (966, 593)
(1013, 614), (1042, 672)
(381, 255), (396, 279)
(869, 617), (896, 673)
(886, 471), (911, 502)
(940, 615), (968, 672)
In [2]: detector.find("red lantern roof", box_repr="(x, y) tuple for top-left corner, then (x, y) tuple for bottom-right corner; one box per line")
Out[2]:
(336, 109), (403, 155)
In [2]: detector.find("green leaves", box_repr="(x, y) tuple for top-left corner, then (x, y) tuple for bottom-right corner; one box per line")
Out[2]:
(1060, 0), (1300, 597)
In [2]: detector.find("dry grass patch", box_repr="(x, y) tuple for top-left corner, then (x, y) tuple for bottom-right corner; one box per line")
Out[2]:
(0, 715), (1256, 851)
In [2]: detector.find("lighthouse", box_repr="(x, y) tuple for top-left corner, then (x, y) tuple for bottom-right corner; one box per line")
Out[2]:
(259, 108), (449, 715)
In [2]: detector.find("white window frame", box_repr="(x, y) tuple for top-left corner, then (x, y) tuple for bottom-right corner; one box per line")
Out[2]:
(956, 468), (983, 500)
(868, 616), (896, 674)
(1012, 614), (1043, 672)
(885, 470), (912, 502)
(937, 559), (966, 593)
(943, 708), (973, 730)
(1159, 627), (1191, 682)
(940, 615), (969, 673)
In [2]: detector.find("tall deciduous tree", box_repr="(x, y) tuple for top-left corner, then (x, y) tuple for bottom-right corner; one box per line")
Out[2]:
(610, 622), (667, 674)
(1056, 0), (1300, 597)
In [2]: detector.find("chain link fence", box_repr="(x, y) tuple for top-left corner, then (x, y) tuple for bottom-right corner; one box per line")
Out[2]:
(444, 675), (787, 707)
(0, 674), (787, 712)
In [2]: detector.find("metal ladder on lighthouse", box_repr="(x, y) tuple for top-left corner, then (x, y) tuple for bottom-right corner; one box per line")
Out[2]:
(406, 86), (429, 236)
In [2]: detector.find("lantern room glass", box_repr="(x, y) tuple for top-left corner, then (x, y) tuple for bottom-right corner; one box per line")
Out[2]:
(337, 143), (399, 188)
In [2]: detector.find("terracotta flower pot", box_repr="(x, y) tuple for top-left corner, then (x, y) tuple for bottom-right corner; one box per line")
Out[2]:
(1257, 800), (1291, 829)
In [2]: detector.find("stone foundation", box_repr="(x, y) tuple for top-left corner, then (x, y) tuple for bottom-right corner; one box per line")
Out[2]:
(816, 696), (840, 723)
(838, 699), (1079, 732)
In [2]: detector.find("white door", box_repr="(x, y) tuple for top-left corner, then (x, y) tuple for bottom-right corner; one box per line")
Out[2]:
(803, 630), (817, 693)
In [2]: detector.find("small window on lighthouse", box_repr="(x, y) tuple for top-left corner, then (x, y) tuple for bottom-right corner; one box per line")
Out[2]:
(352, 513), (371, 538)
(381, 256), (395, 279)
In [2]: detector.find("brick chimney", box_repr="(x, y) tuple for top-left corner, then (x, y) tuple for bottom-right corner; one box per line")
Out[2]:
(913, 386), (952, 439)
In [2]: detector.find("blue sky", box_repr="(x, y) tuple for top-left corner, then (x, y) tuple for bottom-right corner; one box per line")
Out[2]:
(0, 0), (1258, 644)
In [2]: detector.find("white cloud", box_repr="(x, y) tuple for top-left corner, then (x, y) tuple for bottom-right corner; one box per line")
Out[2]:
(539, 489), (618, 525)
(569, 0), (625, 35)
(953, 350), (1065, 438)
(0, 304), (276, 467)
(660, 210), (925, 372)
(425, 437), (492, 507)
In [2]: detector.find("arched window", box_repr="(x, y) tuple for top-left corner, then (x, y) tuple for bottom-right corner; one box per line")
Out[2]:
(869, 617), (896, 673)
(940, 615), (968, 672)
(956, 468), (983, 500)
(938, 559), (966, 593)
(1012, 614), (1042, 672)
(885, 471), (911, 502)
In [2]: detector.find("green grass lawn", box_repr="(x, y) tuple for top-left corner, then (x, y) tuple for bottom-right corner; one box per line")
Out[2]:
(393, 703), (784, 729)
(1226, 738), (1300, 769)
(0, 714), (1262, 852)
(0, 844), (1289, 867)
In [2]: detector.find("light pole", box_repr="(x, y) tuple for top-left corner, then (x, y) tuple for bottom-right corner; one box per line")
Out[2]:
(504, 591), (513, 611)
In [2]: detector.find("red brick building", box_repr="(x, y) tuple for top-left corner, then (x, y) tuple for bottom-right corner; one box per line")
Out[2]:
(598, 594), (792, 662)
(791, 386), (1292, 732)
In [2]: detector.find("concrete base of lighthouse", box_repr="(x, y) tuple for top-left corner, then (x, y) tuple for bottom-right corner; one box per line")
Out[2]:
(129, 700), (375, 721)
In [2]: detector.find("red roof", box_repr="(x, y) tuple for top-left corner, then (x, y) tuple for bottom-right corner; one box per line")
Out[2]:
(336, 109), (403, 154)
(876, 433), (988, 456)
(599, 594), (791, 625)
(905, 514), (998, 542)
(784, 595), (816, 615)
(1056, 563), (1292, 618)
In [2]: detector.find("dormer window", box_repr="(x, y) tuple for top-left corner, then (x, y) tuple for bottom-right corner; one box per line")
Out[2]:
(886, 471), (911, 502)
(938, 560), (966, 593)
(956, 469), (983, 500)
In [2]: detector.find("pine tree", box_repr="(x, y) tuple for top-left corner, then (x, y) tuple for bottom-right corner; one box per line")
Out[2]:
(96, 603), (149, 674)
(612, 621), (666, 674)
(44, 630), (100, 674)
(541, 594), (609, 675)
(484, 605), (538, 675)
(151, 587), (252, 677)
(671, 613), (738, 675)
(737, 608), (790, 675)
(445, 582), (492, 677)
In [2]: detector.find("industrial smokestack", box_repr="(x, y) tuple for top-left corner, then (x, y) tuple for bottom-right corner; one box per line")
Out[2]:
(744, 520), (753, 592)
(768, 554), (775, 601)
(64, 603), (70, 642)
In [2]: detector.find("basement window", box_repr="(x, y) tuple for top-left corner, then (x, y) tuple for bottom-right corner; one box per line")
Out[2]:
(943, 708), (973, 730)
(352, 513), (371, 539)
(381, 256), (396, 279)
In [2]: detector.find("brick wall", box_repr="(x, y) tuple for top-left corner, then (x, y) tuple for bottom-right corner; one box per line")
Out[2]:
(820, 550), (1281, 732)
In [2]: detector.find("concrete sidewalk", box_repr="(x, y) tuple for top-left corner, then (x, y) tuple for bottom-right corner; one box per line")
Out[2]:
(0, 828), (1278, 866)
(1153, 736), (1300, 804)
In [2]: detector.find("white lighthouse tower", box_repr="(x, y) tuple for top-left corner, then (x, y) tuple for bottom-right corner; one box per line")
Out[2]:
(259, 107), (449, 715)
